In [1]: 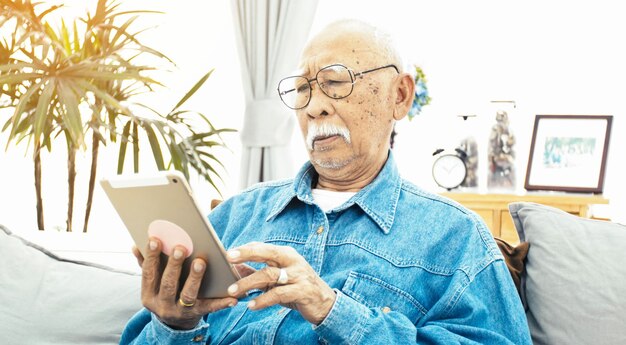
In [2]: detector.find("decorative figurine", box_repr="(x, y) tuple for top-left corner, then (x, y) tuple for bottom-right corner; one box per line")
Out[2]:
(455, 114), (479, 188)
(488, 110), (516, 189)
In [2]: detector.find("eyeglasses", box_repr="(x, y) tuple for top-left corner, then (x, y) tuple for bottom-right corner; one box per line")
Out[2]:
(277, 64), (399, 110)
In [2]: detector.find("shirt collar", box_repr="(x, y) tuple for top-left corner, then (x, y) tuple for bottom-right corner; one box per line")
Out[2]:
(267, 151), (402, 235)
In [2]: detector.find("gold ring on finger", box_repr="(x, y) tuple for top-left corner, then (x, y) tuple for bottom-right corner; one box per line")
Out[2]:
(178, 297), (195, 307)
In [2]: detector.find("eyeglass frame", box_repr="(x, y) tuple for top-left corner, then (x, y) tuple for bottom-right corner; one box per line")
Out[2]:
(277, 63), (399, 110)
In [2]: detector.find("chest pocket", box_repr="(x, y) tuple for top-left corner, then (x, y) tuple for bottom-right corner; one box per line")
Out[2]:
(341, 271), (427, 324)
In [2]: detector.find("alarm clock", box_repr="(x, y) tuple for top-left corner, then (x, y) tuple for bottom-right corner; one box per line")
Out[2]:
(432, 148), (468, 191)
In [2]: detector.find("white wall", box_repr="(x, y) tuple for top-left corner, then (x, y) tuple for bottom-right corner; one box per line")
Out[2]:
(304, 0), (626, 221)
(1, 0), (624, 242)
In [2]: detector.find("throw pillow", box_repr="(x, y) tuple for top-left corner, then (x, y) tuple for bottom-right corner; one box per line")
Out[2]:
(508, 202), (626, 345)
(494, 237), (529, 299)
(0, 225), (142, 344)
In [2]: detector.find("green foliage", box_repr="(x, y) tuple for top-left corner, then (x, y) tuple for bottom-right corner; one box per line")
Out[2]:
(0, 0), (234, 230)
(115, 70), (236, 194)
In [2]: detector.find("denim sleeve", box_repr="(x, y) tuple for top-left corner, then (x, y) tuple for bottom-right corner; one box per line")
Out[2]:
(119, 308), (211, 345)
(314, 261), (531, 344)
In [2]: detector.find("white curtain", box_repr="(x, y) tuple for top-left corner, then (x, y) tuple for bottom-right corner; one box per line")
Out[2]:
(231, 0), (319, 189)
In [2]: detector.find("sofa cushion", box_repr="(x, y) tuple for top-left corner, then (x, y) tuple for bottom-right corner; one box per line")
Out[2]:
(509, 202), (626, 345)
(0, 225), (142, 344)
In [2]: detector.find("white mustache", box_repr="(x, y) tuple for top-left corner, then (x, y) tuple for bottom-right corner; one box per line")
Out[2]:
(306, 122), (351, 150)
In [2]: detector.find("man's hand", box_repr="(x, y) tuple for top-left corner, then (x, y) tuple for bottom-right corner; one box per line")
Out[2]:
(225, 242), (336, 325)
(133, 238), (239, 330)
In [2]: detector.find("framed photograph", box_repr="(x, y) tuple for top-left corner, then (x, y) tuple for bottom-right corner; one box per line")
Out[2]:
(524, 115), (613, 193)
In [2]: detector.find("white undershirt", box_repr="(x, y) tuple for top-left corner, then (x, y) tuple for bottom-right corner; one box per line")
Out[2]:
(311, 188), (357, 212)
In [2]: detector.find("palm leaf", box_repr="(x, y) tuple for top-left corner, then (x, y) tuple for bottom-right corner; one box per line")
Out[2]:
(142, 122), (165, 170)
(109, 15), (139, 47)
(32, 80), (54, 145)
(117, 120), (131, 174)
(7, 80), (42, 146)
(0, 72), (42, 84)
(199, 160), (223, 196)
(171, 69), (213, 113)
(57, 80), (85, 147)
(72, 20), (80, 53)
(36, 4), (62, 20)
(60, 19), (71, 56)
(131, 120), (139, 173)
(0, 62), (41, 71)
(196, 150), (226, 169)
(74, 79), (130, 115)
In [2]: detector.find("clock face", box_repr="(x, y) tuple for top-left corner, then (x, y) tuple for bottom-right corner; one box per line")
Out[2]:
(432, 154), (467, 190)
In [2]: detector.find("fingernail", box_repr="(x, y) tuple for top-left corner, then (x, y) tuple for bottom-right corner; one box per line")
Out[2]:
(173, 249), (183, 259)
(248, 300), (256, 309)
(227, 250), (240, 259)
(193, 261), (204, 273)
(228, 301), (236, 308)
(227, 284), (238, 295)
(149, 240), (157, 251)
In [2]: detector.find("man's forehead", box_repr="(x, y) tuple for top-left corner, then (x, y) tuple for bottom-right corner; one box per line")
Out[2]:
(294, 48), (379, 76)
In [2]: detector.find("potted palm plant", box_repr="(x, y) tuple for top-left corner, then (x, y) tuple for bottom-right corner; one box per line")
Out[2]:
(0, 0), (234, 232)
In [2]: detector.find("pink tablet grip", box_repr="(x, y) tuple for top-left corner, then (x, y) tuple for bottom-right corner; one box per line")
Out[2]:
(148, 220), (194, 258)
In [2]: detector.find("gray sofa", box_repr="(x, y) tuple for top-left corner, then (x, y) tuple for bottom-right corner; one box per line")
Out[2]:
(1, 202), (625, 344)
(0, 225), (142, 344)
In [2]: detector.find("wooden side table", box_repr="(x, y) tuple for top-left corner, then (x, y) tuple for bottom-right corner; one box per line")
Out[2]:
(440, 192), (609, 244)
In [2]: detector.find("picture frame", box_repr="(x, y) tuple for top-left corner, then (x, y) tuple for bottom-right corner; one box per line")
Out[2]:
(524, 115), (613, 193)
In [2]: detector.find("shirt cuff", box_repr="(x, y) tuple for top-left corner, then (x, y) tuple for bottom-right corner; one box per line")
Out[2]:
(149, 313), (211, 344)
(312, 289), (372, 344)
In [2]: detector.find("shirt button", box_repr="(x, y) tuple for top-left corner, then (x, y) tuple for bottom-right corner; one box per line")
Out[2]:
(382, 306), (392, 314)
(192, 335), (204, 342)
(316, 226), (324, 234)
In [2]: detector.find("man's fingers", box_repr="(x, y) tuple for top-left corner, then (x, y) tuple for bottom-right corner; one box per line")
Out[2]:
(248, 286), (293, 310)
(132, 245), (144, 267)
(178, 259), (206, 305)
(228, 266), (281, 297)
(158, 245), (187, 301)
(141, 238), (162, 296)
(195, 297), (238, 315)
(178, 259), (237, 316)
(227, 242), (297, 267)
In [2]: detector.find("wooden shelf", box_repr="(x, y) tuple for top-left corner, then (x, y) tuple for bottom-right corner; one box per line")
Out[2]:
(440, 192), (609, 244)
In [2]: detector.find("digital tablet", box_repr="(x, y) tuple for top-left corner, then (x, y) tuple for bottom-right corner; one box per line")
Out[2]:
(100, 171), (239, 298)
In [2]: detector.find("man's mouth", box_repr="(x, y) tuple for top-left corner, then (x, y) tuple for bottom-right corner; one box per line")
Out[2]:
(313, 134), (341, 149)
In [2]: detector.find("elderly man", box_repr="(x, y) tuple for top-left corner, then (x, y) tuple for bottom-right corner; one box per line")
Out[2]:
(121, 20), (531, 344)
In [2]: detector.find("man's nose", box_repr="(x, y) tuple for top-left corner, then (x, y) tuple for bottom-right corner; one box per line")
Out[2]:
(305, 84), (333, 118)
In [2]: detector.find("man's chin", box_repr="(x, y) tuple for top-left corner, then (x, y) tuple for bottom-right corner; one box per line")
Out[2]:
(309, 151), (354, 170)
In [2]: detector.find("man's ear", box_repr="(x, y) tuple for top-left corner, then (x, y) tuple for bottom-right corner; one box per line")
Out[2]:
(392, 73), (415, 121)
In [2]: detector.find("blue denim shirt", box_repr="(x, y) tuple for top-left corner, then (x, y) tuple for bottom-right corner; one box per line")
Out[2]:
(121, 152), (531, 344)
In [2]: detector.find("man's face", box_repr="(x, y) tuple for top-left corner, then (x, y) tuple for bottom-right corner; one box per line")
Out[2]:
(295, 32), (397, 172)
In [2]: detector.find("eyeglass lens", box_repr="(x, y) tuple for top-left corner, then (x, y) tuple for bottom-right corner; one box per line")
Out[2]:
(278, 65), (354, 109)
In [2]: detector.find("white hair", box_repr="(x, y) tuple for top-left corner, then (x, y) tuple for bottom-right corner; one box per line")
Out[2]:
(321, 19), (404, 73)
(306, 122), (351, 151)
